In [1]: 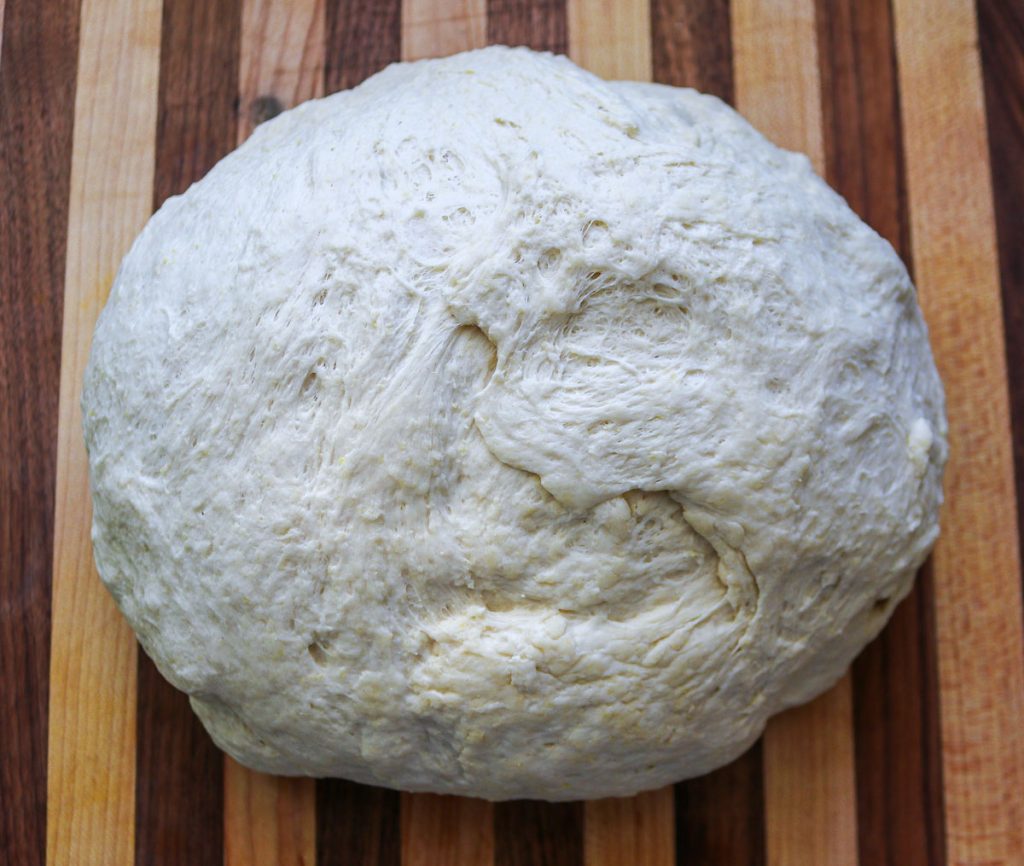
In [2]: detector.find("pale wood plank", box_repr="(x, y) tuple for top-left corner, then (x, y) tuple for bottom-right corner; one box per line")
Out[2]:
(0, 0), (7, 63)
(400, 793), (494, 866)
(567, 0), (651, 81)
(45, 0), (162, 864)
(238, 0), (325, 144)
(584, 788), (674, 866)
(224, 2), (325, 861)
(731, 2), (858, 865)
(567, 5), (670, 863)
(892, 0), (1024, 862)
(225, 758), (317, 866)
(398, 3), (492, 862)
(401, 0), (486, 62)
(762, 683), (858, 866)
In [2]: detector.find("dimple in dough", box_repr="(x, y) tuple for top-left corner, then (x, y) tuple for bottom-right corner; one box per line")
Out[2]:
(82, 46), (947, 801)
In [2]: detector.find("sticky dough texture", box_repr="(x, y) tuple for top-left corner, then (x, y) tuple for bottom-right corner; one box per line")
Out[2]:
(83, 47), (946, 800)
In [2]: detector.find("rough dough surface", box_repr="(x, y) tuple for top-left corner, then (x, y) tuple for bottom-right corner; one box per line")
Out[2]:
(83, 47), (946, 800)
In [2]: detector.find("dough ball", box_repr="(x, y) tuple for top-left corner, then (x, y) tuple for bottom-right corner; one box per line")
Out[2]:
(83, 47), (946, 800)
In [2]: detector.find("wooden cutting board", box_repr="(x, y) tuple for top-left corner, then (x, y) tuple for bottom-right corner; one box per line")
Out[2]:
(3, 0), (1022, 864)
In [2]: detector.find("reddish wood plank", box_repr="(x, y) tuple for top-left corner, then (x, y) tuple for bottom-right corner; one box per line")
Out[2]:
(814, 1), (946, 863)
(402, 0), (486, 60)
(892, 0), (1024, 861)
(134, 1), (242, 863)
(0, 0), (79, 863)
(401, 794), (494, 866)
(486, 0), (566, 52)
(583, 789), (674, 866)
(238, 0), (325, 144)
(324, 0), (401, 94)
(494, 801), (582, 866)
(225, 759), (316, 866)
(317, 779), (400, 866)
(650, 0), (733, 103)
(978, 0), (1024, 567)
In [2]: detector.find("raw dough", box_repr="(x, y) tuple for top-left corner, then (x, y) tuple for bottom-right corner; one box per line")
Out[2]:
(82, 46), (946, 800)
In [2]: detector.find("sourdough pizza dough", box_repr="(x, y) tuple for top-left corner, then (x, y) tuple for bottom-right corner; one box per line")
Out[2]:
(83, 47), (946, 800)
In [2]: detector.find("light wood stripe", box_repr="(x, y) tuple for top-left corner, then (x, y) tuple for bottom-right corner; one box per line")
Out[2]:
(402, 0), (486, 61)
(892, 0), (1024, 862)
(0, 0), (6, 62)
(237, 0), (325, 144)
(226, 760), (317, 866)
(401, 794), (494, 866)
(225, 1), (325, 862)
(731, 2), (858, 865)
(584, 789), (674, 866)
(567, 0), (651, 81)
(566, 3), (671, 864)
(398, 3), (492, 863)
(45, 0), (162, 863)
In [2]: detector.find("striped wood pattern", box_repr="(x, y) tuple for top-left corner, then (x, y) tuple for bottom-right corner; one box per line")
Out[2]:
(45, 0), (162, 863)
(892, 0), (1024, 863)
(1, 1), (1021, 865)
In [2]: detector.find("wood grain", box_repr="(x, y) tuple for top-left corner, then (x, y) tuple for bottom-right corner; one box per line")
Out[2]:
(45, 0), (162, 864)
(494, 801), (582, 866)
(400, 794), (494, 866)
(317, 779), (399, 866)
(650, 0), (733, 103)
(486, 0), (566, 52)
(978, 0), (1024, 566)
(324, 0), (401, 93)
(225, 2), (325, 861)
(732, 2), (859, 864)
(674, 742), (765, 866)
(892, 0), (1024, 862)
(583, 790), (674, 866)
(0, 0), (79, 864)
(814, 1), (946, 863)
(134, 1), (242, 862)
(402, 0), (486, 61)
(225, 759), (317, 866)
(567, 0), (650, 80)
(238, 0), (325, 144)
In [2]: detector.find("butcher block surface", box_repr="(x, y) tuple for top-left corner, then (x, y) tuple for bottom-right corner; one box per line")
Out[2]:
(2, 0), (1024, 864)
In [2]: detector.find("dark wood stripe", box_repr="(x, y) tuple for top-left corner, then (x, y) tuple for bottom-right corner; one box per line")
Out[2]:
(494, 801), (582, 866)
(487, 0), (567, 53)
(324, 0), (401, 94)
(487, 2), (580, 862)
(815, 1), (947, 863)
(316, 779), (400, 866)
(136, 1), (242, 863)
(317, 6), (403, 863)
(978, 0), (1024, 575)
(649, 4), (763, 863)
(0, 0), (79, 863)
(650, 0), (733, 103)
(674, 741), (764, 866)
